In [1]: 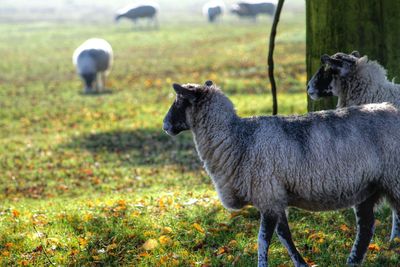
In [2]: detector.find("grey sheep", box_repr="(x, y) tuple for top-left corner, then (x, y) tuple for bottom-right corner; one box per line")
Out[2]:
(307, 51), (400, 241)
(163, 81), (400, 267)
(72, 38), (113, 94)
(231, 1), (276, 20)
(115, 2), (159, 28)
(203, 1), (225, 23)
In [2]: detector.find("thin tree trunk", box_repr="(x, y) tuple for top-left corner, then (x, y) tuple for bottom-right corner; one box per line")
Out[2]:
(268, 0), (285, 115)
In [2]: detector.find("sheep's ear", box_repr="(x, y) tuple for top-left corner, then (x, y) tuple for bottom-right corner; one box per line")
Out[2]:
(320, 54), (331, 64)
(172, 83), (197, 101)
(204, 80), (213, 87)
(350, 51), (361, 58)
(322, 55), (354, 77)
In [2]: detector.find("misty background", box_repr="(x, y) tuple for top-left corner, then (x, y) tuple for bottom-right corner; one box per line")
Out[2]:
(0, 0), (304, 23)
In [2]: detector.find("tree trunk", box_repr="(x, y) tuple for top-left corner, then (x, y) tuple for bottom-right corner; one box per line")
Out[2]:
(306, 0), (400, 111)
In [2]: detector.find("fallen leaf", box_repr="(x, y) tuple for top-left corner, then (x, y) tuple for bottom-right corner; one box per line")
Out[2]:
(12, 209), (20, 218)
(162, 227), (173, 234)
(143, 239), (158, 250)
(340, 224), (350, 232)
(368, 243), (380, 251)
(228, 240), (238, 248)
(159, 235), (172, 245)
(216, 246), (228, 255)
(193, 223), (205, 233)
(106, 243), (117, 251)
(138, 251), (150, 257)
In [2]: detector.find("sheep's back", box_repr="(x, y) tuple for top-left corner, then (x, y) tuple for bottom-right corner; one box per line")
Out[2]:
(247, 104), (400, 207)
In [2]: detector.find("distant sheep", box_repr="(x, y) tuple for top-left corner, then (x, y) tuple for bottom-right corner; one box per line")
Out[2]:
(203, 1), (225, 23)
(115, 2), (159, 28)
(163, 81), (400, 266)
(72, 38), (113, 94)
(231, 1), (276, 20)
(307, 51), (400, 241)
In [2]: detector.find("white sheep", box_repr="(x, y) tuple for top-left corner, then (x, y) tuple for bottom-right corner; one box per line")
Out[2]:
(163, 81), (400, 266)
(307, 51), (400, 241)
(203, 1), (225, 23)
(72, 38), (113, 94)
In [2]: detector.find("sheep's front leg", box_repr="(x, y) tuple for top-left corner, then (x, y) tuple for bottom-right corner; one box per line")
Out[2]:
(275, 212), (309, 267)
(390, 210), (400, 240)
(258, 212), (278, 267)
(347, 196), (376, 265)
(95, 73), (102, 92)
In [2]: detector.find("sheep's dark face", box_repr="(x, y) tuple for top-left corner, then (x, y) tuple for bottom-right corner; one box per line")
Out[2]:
(307, 51), (361, 100)
(307, 66), (336, 100)
(163, 82), (211, 136)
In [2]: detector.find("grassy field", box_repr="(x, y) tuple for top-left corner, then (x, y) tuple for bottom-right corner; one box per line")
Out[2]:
(0, 7), (400, 267)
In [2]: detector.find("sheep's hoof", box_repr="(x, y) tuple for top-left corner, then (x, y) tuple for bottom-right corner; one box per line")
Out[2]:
(84, 87), (94, 94)
(346, 258), (362, 266)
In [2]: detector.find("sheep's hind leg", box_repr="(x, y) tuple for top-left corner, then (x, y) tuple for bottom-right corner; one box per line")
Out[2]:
(95, 73), (103, 93)
(275, 212), (308, 267)
(390, 210), (400, 240)
(383, 182), (400, 240)
(347, 195), (377, 265)
(258, 212), (278, 267)
(100, 72), (106, 92)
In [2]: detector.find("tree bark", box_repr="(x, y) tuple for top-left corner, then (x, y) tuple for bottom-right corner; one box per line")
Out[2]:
(306, 0), (400, 111)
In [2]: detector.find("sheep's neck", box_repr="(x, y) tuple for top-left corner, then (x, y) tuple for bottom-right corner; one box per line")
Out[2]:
(190, 98), (249, 209)
(338, 63), (387, 108)
(192, 110), (237, 173)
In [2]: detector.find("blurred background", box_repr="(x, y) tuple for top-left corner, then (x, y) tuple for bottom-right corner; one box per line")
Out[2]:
(0, 0), (303, 23)
(5, 1), (396, 267)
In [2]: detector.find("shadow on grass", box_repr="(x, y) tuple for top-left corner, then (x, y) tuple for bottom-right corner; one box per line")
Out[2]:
(65, 128), (201, 170)
(78, 89), (114, 96)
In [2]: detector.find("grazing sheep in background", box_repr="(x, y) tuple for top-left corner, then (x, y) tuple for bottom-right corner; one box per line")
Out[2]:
(72, 38), (113, 94)
(115, 2), (159, 28)
(203, 1), (225, 23)
(307, 52), (400, 241)
(231, 1), (276, 20)
(163, 81), (400, 266)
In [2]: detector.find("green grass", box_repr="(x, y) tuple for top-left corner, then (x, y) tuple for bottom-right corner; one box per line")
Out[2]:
(1, 16), (399, 266)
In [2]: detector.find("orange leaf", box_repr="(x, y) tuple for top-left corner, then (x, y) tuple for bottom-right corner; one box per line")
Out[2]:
(12, 209), (20, 218)
(78, 237), (88, 247)
(138, 251), (150, 257)
(216, 246), (228, 255)
(340, 224), (350, 232)
(368, 243), (380, 251)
